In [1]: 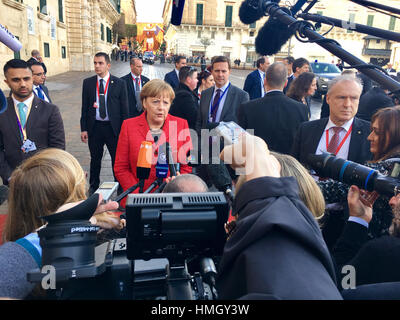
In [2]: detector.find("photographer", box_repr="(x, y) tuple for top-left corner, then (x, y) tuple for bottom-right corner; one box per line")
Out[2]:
(216, 134), (342, 300)
(333, 184), (400, 286)
(0, 148), (123, 299)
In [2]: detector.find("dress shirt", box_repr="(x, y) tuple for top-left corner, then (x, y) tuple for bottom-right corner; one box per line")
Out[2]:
(315, 117), (354, 160)
(131, 72), (142, 91)
(12, 94), (34, 141)
(258, 69), (266, 97)
(33, 85), (49, 102)
(175, 68), (179, 79)
(208, 82), (230, 123)
(96, 73), (110, 121)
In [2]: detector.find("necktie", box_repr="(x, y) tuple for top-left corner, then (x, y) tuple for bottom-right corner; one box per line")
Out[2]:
(327, 127), (343, 154)
(135, 77), (140, 92)
(36, 86), (45, 100)
(99, 79), (106, 119)
(211, 89), (222, 122)
(17, 102), (26, 140)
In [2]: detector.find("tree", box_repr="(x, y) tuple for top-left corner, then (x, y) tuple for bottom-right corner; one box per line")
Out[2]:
(112, 13), (126, 45)
(200, 37), (213, 56)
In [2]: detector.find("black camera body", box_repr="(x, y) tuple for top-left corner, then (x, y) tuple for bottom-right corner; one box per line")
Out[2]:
(28, 192), (229, 300)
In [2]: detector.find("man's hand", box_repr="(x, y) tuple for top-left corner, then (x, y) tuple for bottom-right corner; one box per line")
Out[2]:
(347, 185), (379, 224)
(220, 133), (280, 183)
(81, 131), (88, 143)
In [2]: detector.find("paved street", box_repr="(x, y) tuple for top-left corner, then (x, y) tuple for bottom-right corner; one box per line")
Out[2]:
(0, 60), (322, 214)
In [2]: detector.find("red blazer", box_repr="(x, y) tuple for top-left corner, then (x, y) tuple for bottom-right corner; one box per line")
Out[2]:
(114, 113), (193, 207)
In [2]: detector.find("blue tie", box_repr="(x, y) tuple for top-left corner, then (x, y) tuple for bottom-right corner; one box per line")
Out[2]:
(36, 86), (45, 100)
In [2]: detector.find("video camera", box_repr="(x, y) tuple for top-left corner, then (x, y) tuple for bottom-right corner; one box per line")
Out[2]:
(307, 153), (400, 197)
(27, 188), (229, 300)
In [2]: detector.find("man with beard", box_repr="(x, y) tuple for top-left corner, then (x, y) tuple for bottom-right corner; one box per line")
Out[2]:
(0, 59), (65, 185)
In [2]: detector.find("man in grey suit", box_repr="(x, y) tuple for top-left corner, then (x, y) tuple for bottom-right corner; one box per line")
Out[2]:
(195, 56), (249, 184)
(0, 59), (65, 185)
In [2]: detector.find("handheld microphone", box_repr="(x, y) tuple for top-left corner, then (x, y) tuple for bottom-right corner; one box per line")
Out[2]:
(171, 0), (185, 26)
(255, 6), (295, 56)
(136, 141), (152, 192)
(166, 142), (177, 177)
(207, 163), (234, 204)
(0, 24), (22, 52)
(144, 144), (169, 193)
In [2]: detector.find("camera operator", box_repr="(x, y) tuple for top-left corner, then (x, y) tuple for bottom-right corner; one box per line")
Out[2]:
(0, 148), (123, 299)
(333, 184), (400, 286)
(216, 134), (342, 300)
(162, 173), (208, 193)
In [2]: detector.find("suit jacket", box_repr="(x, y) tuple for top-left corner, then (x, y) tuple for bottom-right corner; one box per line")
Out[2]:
(291, 117), (372, 166)
(33, 85), (51, 104)
(164, 70), (179, 89)
(169, 83), (199, 130)
(283, 74), (294, 94)
(0, 96), (65, 183)
(237, 91), (308, 154)
(120, 73), (150, 118)
(195, 83), (249, 133)
(356, 87), (394, 122)
(80, 74), (129, 137)
(114, 113), (193, 207)
(243, 69), (263, 100)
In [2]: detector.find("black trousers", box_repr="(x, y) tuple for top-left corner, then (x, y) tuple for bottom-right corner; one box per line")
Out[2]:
(88, 121), (118, 191)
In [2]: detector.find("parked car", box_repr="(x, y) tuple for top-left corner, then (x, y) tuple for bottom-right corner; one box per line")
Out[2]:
(310, 62), (341, 97)
(143, 51), (155, 64)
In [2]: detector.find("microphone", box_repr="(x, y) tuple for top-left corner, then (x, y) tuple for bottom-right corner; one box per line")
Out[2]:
(207, 163), (234, 204)
(144, 144), (169, 193)
(166, 142), (177, 177)
(136, 141), (152, 193)
(0, 23), (22, 52)
(255, 6), (295, 56)
(171, 0), (186, 26)
(239, 0), (265, 25)
(0, 89), (6, 115)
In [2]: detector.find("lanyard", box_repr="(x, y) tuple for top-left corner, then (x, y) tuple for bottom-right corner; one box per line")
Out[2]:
(325, 124), (353, 155)
(96, 77), (111, 99)
(210, 83), (231, 119)
(16, 113), (27, 141)
(131, 75), (140, 88)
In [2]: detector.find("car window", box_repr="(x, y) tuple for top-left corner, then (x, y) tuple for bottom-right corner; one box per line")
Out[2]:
(311, 63), (340, 74)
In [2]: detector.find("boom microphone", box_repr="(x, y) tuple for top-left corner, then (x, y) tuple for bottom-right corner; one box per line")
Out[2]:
(136, 141), (152, 192)
(255, 7), (295, 56)
(0, 24), (22, 52)
(0, 89), (6, 115)
(239, 0), (265, 25)
(171, 0), (185, 26)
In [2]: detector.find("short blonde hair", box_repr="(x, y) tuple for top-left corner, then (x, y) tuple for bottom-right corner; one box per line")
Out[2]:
(273, 152), (325, 220)
(3, 148), (87, 242)
(140, 79), (175, 104)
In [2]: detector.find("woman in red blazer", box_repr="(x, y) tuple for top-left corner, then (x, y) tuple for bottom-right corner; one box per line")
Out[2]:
(114, 79), (193, 207)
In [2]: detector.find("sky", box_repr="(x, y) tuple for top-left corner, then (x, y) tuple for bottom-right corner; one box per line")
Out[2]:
(135, 0), (166, 23)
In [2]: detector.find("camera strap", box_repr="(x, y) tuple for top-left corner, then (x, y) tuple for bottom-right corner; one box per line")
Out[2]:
(325, 124), (353, 155)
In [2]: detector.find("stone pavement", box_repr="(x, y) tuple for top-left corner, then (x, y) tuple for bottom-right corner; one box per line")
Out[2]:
(0, 60), (322, 214)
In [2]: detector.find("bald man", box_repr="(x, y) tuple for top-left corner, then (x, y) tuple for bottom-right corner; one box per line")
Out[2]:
(163, 174), (208, 193)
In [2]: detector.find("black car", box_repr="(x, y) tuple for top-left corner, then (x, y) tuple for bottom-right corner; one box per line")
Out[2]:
(310, 62), (341, 97)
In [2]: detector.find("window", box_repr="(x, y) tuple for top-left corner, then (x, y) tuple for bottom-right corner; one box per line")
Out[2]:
(316, 11), (323, 31)
(106, 27), (112, 43)
(196, 3), (203, 26)
(14, 36), (20, 59)
(389, 16), (396, 31)
(197, 30), (201, 38)
(225, 5), (232, 27)
(211, 31), (215, 39)
(226, 32), (231, 40)
(44, 43), (50, 57)
(40, 0), (47, 14)
(101, 24), (104, 41)
(347, 13), (355, 33)
(376, 39), (380, 44)
(58, 0), (64, 22)
(249, 22), (256, 29)
(367, 15), (374, 27)
(61, 46), (66, 59)
(250, 31), (254, 37)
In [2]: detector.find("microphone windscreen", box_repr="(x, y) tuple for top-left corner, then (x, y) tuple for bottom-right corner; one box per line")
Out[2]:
(0, 24), (22, 52)
(137, 141), (152, 180)
(156, 143), (169, 178)
(255, 7), (295, 56)
(171, 0), (186, 26)
(207, 163), (232, 191)
(239, 0), (264, 25)
(0, 89), (7, 115)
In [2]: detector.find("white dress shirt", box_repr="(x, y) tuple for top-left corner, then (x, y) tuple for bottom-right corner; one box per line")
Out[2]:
(33, 84), (49, 102)
(258, 69), (265, 97)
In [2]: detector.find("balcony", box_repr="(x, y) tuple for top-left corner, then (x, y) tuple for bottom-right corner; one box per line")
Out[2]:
(108, 0), (120, 13)
(362, 48), (391, 57)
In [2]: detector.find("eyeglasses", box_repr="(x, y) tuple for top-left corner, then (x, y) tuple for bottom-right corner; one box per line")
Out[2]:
(33, 72), (46, 77)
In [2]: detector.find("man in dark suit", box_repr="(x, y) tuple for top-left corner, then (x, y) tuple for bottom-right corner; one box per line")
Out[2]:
(243, 56), (270, 100)
(120, 57), (150, 118)
(27, 50), (47, 74)
(28, 61), (51, 103)
(356, 85), (394, 122)
(283, 57), (309, 94)
(0, 59), (65, 185)
(164, 55), (186, 89)
(169, 66), (199, 130)
(80, 52), (129, 194)
(292, 75), (371, 166)
(238, 62), (308, 155)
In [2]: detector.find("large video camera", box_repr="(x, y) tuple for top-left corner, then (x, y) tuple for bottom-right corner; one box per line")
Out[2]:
(28, 190), (229, 300)
(307, 153), (400, 197)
